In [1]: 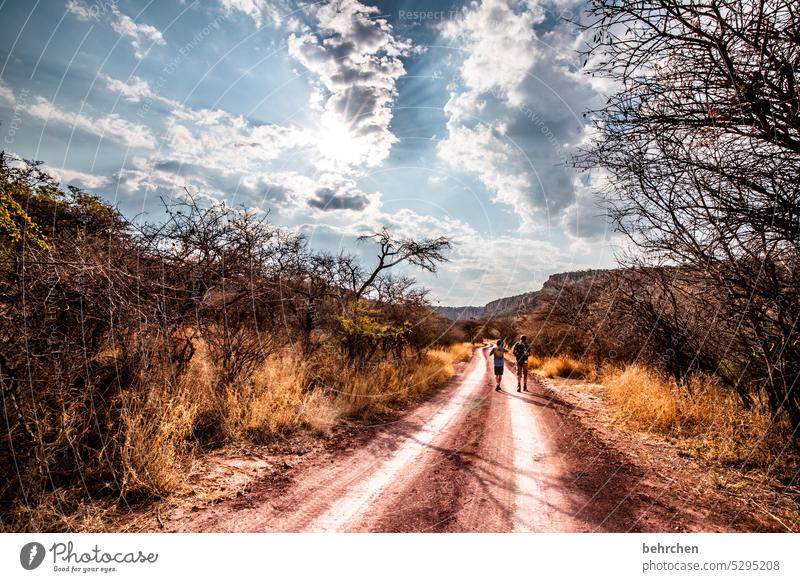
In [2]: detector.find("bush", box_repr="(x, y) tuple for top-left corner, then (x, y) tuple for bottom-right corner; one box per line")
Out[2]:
(0, 155), (456, 530)
(602, 364), (789, 468)
(537, 355), (595, 380)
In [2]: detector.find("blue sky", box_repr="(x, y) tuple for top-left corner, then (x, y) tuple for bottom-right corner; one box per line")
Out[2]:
(0, 0), (619, 305)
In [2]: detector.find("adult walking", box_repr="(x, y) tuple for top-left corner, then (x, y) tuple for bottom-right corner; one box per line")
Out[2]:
(489, 339), (508, 392)
(513, 335), (532, 392)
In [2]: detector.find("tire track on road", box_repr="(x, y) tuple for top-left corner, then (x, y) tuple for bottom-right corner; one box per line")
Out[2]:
(309, 349), (487, 532)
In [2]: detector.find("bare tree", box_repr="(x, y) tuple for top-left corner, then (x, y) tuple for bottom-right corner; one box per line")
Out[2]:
(0, 158), (457, 522)
(139, 194), (293, 389)
(580, 0), (800, 430)
(346, 227), (451, 300)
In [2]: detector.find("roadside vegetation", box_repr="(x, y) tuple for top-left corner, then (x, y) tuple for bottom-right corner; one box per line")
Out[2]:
(519, 0), (799, 486)
(0, 153), (469, 531)
(4, 0), (798, 533)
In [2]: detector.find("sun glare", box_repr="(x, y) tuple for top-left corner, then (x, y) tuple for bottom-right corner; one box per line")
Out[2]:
(316, 116), (365, 167)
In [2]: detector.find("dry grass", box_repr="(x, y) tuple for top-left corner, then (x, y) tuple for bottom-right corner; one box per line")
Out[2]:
(202, 342), (474, 436)
(232, 354), (339, 441)
(604, 364), (679, 433)
(526, 354), (544, 370)
(170, 342), (342, 448)
(332, 343), (474, 419)
(536, 355), (595, 380)
(603, 364), (788, 468)
(5, 341), (475, 531)
(117, 380), (199, 495)
(3, 370), (203, 532)
(181, 339), (471, 443)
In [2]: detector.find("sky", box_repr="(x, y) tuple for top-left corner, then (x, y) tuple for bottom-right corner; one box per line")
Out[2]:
(0, 0), (620, 306)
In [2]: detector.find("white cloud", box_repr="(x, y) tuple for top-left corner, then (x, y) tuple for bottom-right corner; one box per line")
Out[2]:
(217, 0), (286, 28)
(163, 111), (310, 170)
(100, 73), (155, 103)
(255, 171), (380, 214)
(65, 0), (94, 21)
(113, 168), (153, 195)
(219, 0), (267, 26)
(0, 80), (14, 104)
(95, 74), (313, 178)
(43, 165), (110, 189)
(27, 96), (157, 149)
(110, 7), (166, 59)
(113, 154), (381, 217)
(113, 156), (203, 196)
(218, 0), (307, 31)
(287, 0), (412, 171)
(437, 123), (538, 228)
(560, 170), (613, 241)
(437, 0), (609, 239)
(67, 2), (166, 59)
(99, 73), (220, 119)
(441, 0), (543, 107)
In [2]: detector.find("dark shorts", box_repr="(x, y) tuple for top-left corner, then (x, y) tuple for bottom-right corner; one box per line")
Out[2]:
(494, 365), (504, 376)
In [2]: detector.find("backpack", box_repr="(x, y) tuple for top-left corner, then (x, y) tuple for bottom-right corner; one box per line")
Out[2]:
(513, 342), (527, 360)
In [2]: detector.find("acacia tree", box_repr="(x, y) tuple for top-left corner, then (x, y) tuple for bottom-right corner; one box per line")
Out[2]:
(333, 230), (452, 365)
(344, 227), (452, 300)
(271, 227), (451, 362)
(580, 0), (800, 430)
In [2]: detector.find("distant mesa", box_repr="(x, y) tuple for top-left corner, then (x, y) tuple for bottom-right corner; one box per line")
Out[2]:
(435, 269), (614, 320)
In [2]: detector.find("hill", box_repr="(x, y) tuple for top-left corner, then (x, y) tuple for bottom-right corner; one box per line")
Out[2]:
(435, 269), (614, 320)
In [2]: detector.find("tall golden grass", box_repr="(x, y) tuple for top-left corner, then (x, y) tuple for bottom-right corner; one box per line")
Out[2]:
(530, 355), (793, 472)
(603, 364), (784, 467)
(180, 341), (474, 444)
(535, 355), (595, 380)
(6, 341), (475, 532)
(332, 343), (474, 418)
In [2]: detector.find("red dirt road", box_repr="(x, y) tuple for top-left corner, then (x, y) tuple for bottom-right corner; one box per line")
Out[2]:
(162, 346), (768, 532)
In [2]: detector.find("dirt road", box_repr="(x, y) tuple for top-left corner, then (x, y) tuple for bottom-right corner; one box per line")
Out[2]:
(163, 346), (761, 532)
